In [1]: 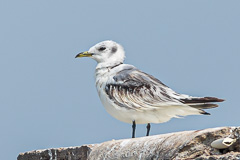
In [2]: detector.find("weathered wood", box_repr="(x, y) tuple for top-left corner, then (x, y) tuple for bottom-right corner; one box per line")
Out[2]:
(17, 126), (240, 160)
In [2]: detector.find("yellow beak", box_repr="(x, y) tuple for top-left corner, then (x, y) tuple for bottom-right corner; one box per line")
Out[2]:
(75, 51), (93, 58)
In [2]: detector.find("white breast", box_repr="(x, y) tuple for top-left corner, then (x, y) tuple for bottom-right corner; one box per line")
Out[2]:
(95, 66), (135, 123)
(94, 65), (161, 124)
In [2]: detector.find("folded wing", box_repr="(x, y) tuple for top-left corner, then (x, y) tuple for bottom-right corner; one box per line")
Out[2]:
(105, 66), (224, 114)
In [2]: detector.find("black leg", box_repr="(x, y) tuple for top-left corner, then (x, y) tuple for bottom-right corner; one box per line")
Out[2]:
(146, 123), (151, 136)
(132, 120), (136, 138)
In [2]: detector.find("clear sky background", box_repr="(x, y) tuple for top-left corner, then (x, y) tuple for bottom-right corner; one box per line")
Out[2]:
(0, 1), (240, 159)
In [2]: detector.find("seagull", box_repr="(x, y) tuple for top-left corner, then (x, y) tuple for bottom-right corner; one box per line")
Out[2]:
(75, 40), (224, 138)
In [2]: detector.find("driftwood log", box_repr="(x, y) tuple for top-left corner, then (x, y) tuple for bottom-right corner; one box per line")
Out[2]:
(18, 126), (240, 160)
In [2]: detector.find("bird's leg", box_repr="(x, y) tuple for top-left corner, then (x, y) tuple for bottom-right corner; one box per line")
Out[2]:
(146, 123), (151, 136)
(132, 120), (136, 138)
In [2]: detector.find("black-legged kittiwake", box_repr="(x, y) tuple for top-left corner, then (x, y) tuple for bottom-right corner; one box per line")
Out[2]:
(75, 40), (224, 138)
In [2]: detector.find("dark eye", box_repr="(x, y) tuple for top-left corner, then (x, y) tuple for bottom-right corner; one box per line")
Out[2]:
(98, 46), (106, 51)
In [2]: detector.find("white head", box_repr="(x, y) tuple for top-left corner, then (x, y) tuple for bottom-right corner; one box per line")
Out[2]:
(76, 40), (125, 65)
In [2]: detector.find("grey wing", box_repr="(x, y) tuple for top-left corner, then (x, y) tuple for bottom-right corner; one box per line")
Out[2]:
(105, 67), (184, 111)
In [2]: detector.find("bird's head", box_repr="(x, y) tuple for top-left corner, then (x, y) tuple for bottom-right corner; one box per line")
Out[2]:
(75, 40), (125, 64)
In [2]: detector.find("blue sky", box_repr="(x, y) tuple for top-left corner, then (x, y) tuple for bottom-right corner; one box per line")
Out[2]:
(0, 1), (240, 159)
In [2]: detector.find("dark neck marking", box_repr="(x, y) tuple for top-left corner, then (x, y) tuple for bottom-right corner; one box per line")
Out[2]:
(108, 62), (123, 69)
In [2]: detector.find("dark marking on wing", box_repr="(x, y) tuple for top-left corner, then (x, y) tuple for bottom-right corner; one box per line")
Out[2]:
(104, 66), (224, 111)
(181, 97), (224, 104)
(180, 97), (224, 110)
(104, 67), (181, 110)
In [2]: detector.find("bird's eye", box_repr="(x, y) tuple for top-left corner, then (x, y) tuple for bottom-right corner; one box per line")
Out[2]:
(98, 46), (106, 51)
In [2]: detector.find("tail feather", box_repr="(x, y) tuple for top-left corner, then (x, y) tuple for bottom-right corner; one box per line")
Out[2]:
(200, 110), (211, 115)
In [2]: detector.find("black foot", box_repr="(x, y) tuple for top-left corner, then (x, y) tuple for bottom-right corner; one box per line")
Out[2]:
(146, 123), (151, 136)
(132, 120), (136, 138)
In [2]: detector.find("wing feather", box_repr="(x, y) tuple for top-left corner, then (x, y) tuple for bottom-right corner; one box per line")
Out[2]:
(105, 68), (183, 110)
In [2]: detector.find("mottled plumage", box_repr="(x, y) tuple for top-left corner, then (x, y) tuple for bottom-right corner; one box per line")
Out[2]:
(75, 40), (224, 137)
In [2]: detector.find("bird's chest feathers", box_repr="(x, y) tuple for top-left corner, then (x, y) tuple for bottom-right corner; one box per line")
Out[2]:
(95, 68), (115, 95)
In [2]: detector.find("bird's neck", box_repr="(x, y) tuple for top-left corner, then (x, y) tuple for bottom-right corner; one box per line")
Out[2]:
(95, 62), (123, 86)
(96, 61), (123, 70)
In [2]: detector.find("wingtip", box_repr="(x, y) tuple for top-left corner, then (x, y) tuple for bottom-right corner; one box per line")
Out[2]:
(218, 98), (225, 102)
(205, 97), (225, 102)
